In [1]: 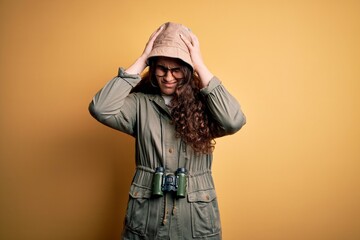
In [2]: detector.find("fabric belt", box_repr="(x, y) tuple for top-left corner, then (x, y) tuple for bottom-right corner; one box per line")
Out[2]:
(133, 166), (214, 193)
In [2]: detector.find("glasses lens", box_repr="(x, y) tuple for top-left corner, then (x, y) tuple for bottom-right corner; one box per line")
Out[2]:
(155, 65), (166, 77)
(171, 68), (183, 79)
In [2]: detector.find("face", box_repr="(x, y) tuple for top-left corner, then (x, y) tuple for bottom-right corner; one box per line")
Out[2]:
(154, 57), (184, 96)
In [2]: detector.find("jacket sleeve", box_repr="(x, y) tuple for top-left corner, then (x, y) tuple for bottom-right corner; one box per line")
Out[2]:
(200, 76), (246, 137)
(88, 68), (141, 136)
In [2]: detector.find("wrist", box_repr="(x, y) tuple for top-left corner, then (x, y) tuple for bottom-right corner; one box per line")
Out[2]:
(138, 54), (148, 64)
(194, 64), (213, 87)
(125, 56), (148, 75)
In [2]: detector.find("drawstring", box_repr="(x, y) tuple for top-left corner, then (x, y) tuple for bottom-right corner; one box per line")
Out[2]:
(162, 196), (168, 225)
(162, 196), (178, 225)
(172, 198), (177, 215)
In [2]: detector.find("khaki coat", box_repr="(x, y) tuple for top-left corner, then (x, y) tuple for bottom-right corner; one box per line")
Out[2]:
(89, 68), (246, 239)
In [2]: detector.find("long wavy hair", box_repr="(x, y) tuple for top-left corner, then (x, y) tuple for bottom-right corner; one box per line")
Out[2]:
(131, 57), (221, 153)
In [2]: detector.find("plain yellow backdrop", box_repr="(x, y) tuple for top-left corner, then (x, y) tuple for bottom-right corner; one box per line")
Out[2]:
(1, 0), (359, 239)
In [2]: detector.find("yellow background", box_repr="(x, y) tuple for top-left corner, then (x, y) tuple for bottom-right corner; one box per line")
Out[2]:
(1, 0), (359, 239)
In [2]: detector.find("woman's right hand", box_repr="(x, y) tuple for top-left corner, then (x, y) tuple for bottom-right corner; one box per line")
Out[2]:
(125, 25), (164, 75)
(141, 24), (164, 59)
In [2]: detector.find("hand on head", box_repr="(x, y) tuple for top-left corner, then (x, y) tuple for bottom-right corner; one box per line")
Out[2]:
(179, 30), (204, 73)
(141, 24), (165, 59)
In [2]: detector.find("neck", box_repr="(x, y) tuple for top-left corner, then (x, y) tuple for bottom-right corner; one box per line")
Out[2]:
(161, 94), (173, 106)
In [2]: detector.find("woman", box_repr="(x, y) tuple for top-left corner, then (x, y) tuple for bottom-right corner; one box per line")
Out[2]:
(89, 22), (246, 240)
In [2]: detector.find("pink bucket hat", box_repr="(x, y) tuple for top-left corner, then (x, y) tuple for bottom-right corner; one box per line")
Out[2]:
(147, 22), (193, 69)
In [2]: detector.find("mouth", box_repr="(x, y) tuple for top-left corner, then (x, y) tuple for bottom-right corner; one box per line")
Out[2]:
(162, 81), (177, 87)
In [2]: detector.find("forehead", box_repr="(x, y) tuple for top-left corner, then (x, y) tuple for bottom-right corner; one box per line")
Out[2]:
(156, 57), (183, 67)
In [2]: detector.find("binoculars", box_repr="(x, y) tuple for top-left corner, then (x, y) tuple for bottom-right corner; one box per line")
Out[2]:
(152, 167), (187, 198)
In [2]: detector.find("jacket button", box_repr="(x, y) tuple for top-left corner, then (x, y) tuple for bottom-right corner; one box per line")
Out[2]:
(206, 195), (210, 200)
(169, 148), (173, 153)
(134, 191), (138, 197)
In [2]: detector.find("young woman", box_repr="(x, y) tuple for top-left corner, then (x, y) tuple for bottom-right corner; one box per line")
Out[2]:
(89, 22), (246, 240)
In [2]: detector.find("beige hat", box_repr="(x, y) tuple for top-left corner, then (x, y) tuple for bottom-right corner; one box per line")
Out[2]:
(147, 22), (193, 69)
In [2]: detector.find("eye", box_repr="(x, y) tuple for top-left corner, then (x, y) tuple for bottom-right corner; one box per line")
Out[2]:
(157, 65), (167, 72)
(171, 68), (181, 73)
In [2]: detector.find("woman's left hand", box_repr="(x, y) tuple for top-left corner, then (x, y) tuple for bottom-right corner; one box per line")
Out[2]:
(180, 31), (214, 87)
(180, 31), (204, 71)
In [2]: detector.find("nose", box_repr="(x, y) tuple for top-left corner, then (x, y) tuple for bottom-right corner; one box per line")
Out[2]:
(163, 69), (175, 81)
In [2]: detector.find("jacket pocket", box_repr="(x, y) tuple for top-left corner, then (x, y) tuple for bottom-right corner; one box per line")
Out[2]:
(125, 184), (152, 236)
(188, 189), (221, 238)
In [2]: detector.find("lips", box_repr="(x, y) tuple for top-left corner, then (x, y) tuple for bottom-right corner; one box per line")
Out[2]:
(162, 81), (177, 88)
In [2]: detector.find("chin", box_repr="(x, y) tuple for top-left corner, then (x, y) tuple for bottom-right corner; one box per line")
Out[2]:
(161, 89), (175, 96)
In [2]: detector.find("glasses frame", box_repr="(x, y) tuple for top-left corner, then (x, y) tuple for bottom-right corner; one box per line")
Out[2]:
(155, 64), (184, 79)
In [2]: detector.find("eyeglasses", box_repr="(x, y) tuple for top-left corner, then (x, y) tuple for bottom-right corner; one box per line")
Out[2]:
(155, 65), (184, 79)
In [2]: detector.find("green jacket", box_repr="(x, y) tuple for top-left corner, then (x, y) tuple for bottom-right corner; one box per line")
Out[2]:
(89, 68), (246, 240)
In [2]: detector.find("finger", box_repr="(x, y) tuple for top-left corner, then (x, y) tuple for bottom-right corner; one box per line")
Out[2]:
(180, 33), (193, 49)
(188, 31), (199, 47)
(143, 25), (165, 56)
(149, 25), (164, 40)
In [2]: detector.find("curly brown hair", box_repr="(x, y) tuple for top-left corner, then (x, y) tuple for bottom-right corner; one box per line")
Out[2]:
(131, 58), (221, 153)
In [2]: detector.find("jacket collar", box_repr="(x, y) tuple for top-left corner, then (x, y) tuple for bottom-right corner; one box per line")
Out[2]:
(148, 94), (172, 117)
